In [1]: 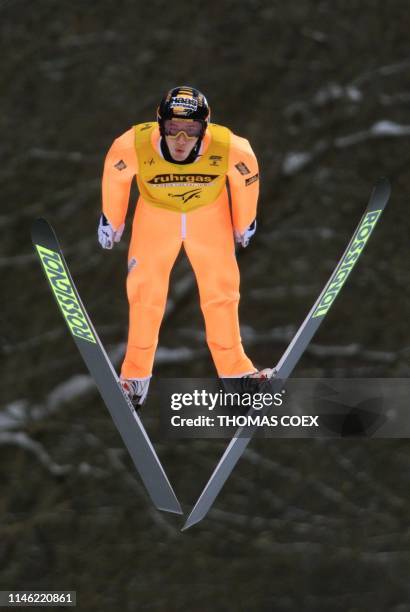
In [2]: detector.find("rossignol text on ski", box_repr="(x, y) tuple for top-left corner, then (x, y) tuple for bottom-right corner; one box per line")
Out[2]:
(182, 177), (391, 530)
(31, 218), (182, 516)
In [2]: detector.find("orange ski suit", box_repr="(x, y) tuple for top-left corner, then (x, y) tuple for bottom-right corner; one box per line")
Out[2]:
(102, 122), (259, 378)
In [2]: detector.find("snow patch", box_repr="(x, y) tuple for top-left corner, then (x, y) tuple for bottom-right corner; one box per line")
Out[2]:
(370, 120), (410, 136)
(156, 346), (196, 363)
(282, 152), (313, 176)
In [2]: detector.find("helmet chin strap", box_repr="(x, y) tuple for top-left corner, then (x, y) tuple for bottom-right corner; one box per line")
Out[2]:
(160, 136), (202, 165)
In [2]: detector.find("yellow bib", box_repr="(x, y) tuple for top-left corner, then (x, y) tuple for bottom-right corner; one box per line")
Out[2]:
(134, 122), (230, 213)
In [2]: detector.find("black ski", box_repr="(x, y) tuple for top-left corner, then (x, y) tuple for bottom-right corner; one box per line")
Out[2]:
(31, 218), (182, 515)
(183, 178), (391, 530)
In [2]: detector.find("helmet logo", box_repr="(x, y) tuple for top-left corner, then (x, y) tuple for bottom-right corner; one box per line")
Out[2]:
(170, 96), (198, 115)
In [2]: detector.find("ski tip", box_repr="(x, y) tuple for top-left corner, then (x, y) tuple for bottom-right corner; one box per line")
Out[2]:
(377, 176), (390, 188)
(31, 217), (48, 234)
(31, 217), (60, 251)
(31, 217), (50, 243)
(375, 176), (391, 198)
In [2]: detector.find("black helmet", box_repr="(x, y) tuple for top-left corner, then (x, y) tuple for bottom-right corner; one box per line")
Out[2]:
(157, 86), (210, 138)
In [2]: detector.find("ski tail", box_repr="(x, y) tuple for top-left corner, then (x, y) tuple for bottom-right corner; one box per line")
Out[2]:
(182, 178), (391, 530)
(32, 218), (182, 515)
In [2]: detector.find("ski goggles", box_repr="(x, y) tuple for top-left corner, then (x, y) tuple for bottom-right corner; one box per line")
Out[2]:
(163, 119), (203, 140)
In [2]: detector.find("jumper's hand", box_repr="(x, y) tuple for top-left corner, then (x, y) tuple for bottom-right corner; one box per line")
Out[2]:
(98, 213), (124, 249)
(234, 219), (257, 248)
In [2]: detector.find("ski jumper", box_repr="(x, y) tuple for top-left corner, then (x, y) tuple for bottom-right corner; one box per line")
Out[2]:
(102, 122), (259, 378)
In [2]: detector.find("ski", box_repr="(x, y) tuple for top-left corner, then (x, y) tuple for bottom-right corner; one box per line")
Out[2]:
(31, 218), (182, 515)
(182, 177), (391, 530)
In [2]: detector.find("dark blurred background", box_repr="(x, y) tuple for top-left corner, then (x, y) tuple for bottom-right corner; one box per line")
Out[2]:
(1, 1), (409, 610)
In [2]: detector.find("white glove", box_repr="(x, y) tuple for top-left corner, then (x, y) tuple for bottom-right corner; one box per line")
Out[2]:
(234, 219), (257, 248)
(98, 213), (124, 249)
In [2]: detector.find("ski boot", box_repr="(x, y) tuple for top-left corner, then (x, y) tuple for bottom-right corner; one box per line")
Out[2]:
(244, 368), (276, 380)
(237, 367), (277, 393)
(120, 377), (151, 409)
(221, 368), (277, 398)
